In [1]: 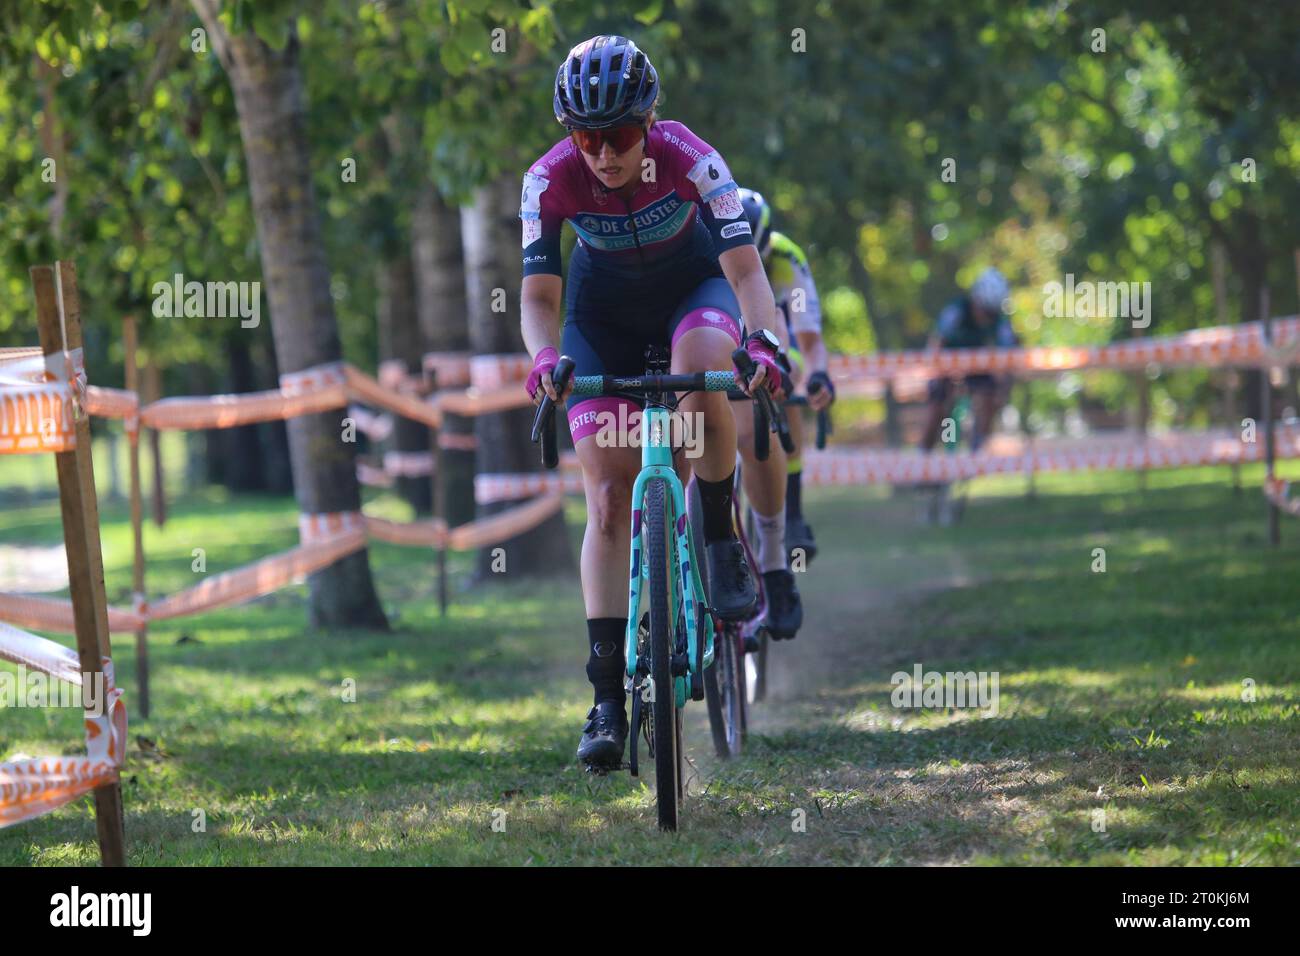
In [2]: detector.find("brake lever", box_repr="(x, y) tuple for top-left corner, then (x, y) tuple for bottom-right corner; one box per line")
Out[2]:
(530, 355), (575, 470)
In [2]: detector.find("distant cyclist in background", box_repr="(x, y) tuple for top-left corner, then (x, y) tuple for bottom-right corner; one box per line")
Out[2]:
(739, 188), (835, 564)
(919, 267), (1017, 453)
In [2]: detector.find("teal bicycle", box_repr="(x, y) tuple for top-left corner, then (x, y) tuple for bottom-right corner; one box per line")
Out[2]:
(532, 346), (778, 830)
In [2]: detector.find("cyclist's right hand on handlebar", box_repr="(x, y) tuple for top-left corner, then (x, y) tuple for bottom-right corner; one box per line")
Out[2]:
(736, 333), (783, 397)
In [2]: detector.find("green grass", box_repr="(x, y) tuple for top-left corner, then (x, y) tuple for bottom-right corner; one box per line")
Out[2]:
(1, 460), (1298, 865)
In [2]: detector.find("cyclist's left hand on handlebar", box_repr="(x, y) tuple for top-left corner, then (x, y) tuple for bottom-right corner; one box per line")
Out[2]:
(737, 334), (784, 397)
(806, 370), (835, 411)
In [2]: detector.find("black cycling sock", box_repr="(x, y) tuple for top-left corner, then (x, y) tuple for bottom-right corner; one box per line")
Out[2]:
(586, 618), (627, 705)
(785, 470), (803, 520)
(696, 472), (737, 543)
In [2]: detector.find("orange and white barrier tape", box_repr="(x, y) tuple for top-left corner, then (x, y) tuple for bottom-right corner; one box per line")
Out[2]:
(445, 493), (565, 549)
(476, 472), (585, 503)
(365, 514), (449, 548)
(0, 490), (571, 638)
(438, 430), (478, 451)
(0, 620), (127, 829)
(0, 591), (145, 635)
(382, 450), (434, 477)
(84, 385), (140, 434)
(798, 425), (1300, 486)
(357, 461), (394, 488)
(348, 404), (394, 442)
(141, 380), (347, 431)
(827, 316), (1300, 383)
(17, 316), (1300, 441)
(377, 359), (411, 392)
(418, 317), (1300, 397)
(423, 351), (474, 388)
(470, 353), (534, 391)
(0, 349), (85, 456)
(344, 365), (442, 428)
(474, 428), (1300, 499)
(150, 528), (366, 622)
(431, 384), (530, 418)
(0, 619), (85, 685)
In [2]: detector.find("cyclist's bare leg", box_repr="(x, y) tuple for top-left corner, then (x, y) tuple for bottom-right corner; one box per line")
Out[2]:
(673, 324), (757, 619)
(670, 326), (738, 483)
(574, 438), (642, 618)
(736, 315), (789, 524)
(970, 389), (997, 452)
(733, 399), (786, 518)
(920, 395), (952, 451)
(786, 403), (805, 462)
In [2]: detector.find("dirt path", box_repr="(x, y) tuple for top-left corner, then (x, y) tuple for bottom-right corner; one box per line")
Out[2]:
(753, 495), (975, 721)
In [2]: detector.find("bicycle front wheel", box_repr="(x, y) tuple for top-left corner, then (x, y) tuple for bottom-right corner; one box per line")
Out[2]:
(644, 477), (680, 831)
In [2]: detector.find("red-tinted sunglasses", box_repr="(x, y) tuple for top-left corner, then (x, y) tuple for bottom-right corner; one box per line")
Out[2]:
(569, 123), (646, 156)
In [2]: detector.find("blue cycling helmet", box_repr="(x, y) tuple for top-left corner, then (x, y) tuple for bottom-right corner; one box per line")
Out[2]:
(969, 267), (1010, 313)
(554, 35), (659, 130)
(738, 188), (772, 255)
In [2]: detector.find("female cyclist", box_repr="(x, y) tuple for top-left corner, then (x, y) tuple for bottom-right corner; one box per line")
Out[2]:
(520, 35), (786, 769)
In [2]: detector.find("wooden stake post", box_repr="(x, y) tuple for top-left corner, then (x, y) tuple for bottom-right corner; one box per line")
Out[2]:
(1260, 288), (1279, 546)
(123, 317), (150, 718)
(31, 261), (127, 866)
(146, 361), (167, 529)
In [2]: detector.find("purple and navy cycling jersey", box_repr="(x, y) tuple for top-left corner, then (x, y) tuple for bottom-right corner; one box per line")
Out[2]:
(520, 120), (752, 433)
(520, 120), (753, 325)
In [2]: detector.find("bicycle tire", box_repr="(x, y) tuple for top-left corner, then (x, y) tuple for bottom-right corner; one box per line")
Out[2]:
(644, 477), (679, 830)
(749, 628), (768, 705)
(693, 480), (747, 758)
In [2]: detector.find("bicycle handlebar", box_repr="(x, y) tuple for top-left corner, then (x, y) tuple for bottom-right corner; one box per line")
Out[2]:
(529, 352), (793, 469)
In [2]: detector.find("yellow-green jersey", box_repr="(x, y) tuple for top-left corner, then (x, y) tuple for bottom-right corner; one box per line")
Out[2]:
(764, 232), (822, 337)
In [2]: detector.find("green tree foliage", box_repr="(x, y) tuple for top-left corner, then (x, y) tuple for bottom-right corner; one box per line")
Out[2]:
(2, 0), (1296, 432)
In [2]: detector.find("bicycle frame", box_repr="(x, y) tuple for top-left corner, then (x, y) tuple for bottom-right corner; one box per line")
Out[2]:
(626, 400), (714, 708)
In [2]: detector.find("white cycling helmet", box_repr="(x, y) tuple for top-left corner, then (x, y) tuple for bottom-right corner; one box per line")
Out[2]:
(969, 267), (1009, 312)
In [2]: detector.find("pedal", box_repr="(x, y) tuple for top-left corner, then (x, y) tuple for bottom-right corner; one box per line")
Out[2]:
(671, 651), (689, 676)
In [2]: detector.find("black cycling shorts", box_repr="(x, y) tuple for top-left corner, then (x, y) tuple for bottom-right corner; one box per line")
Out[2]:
(562, 276), (742, 442)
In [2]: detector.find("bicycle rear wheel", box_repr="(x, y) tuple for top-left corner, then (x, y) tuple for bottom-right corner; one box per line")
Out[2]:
(704, 622), (746, 757)
(691, 480), (746, 758)
(644, 478), (680, 830)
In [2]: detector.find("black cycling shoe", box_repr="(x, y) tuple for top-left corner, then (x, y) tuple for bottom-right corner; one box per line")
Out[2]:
(785, 515), (818, 566)
(706, 538), (758, 621)
(762, 569), (803, 640)
(576, 700), (628, 770)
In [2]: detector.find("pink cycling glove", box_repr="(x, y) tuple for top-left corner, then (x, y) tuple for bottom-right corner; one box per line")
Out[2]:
(525, 347), (559, 401)
(738, 336), (784, 395)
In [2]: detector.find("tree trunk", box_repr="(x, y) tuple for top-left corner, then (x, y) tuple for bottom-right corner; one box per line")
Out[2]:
(1226, 210), (1268, 424)
(461, 173), (572, 578)
(198, 360), (225, 487)
(413, 185), (476, 527)
(377, 253), (432, 515)
(192, 3), (386, 629)
(223, 336), (266, 491)
(257, 338), (294, 494)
